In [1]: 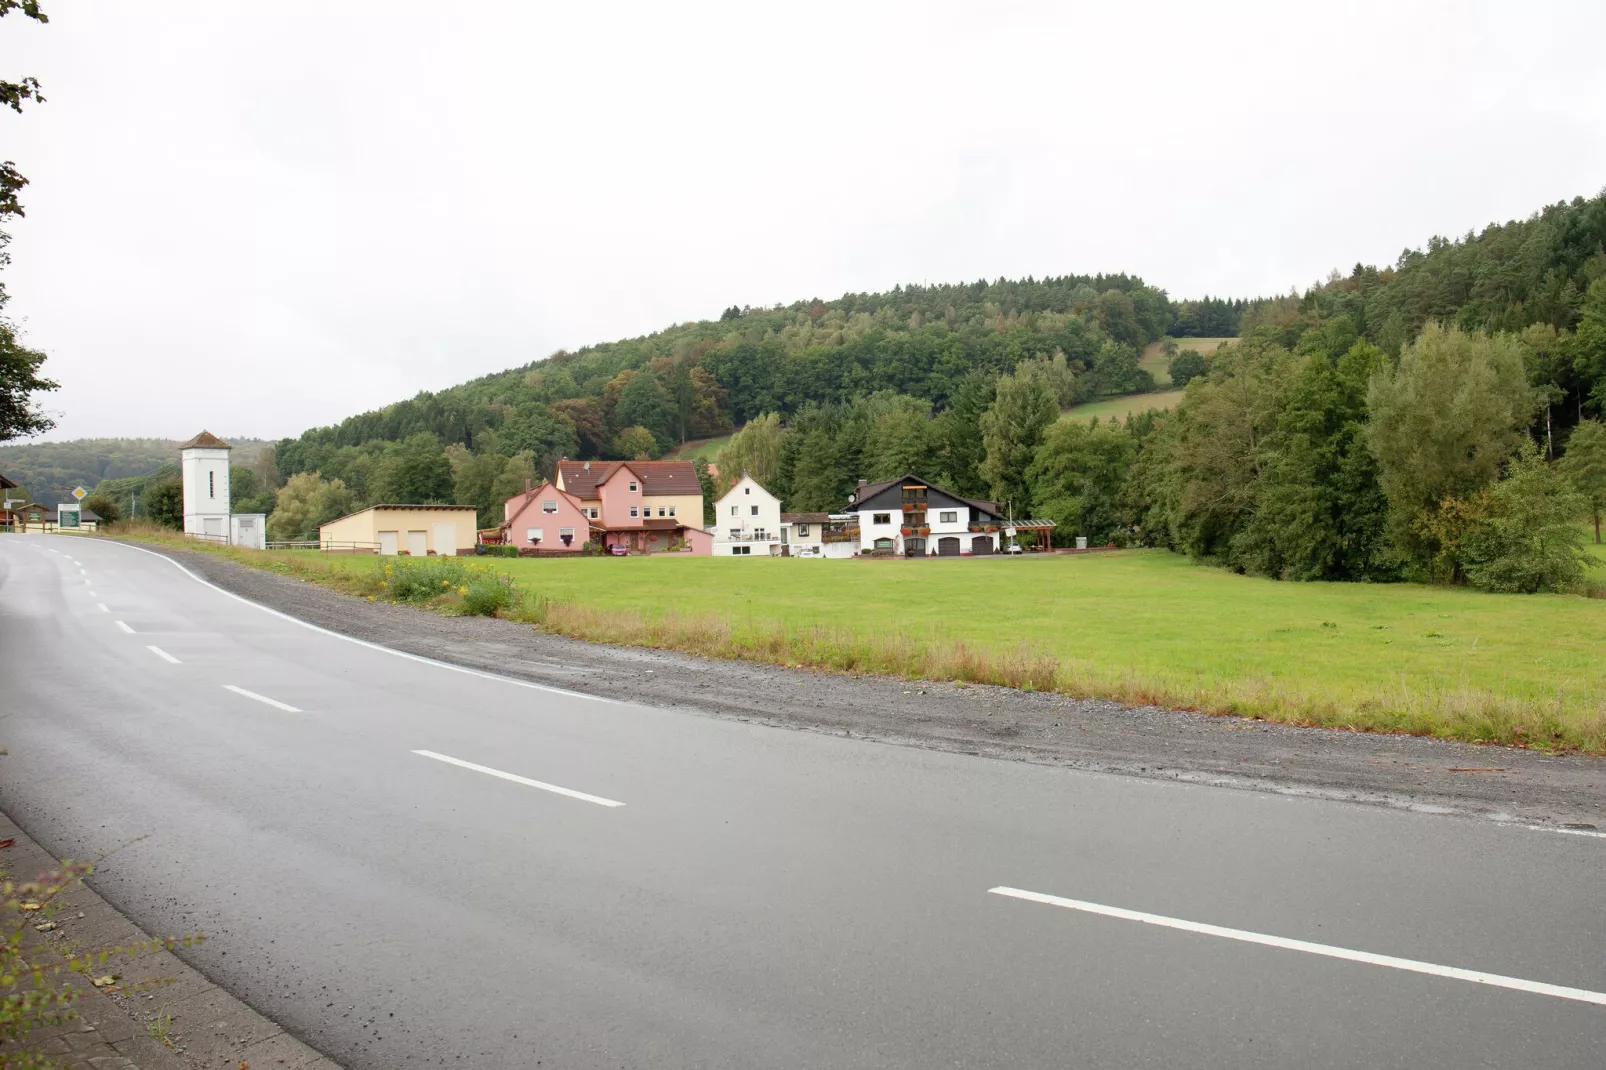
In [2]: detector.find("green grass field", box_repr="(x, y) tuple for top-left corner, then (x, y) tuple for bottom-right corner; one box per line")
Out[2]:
(1061, 389), (1187, 423)
(105, 528), (1606, 751)
(1138, 337), (1235, 386)
(666, 435), (731, 462)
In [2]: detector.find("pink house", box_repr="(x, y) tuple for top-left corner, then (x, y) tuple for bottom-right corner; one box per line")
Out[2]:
(502, 480), (591, 552)
(555, 459), (711, 554)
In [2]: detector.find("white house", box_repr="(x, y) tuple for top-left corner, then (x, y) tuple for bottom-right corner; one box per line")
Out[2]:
(713, 473), (783, 556)
(178, 430), (267, 548)
(843, 475), (1006, 556)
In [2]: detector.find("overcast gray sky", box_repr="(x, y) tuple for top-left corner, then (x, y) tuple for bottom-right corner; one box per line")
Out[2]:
(3, 1), (1604, 442)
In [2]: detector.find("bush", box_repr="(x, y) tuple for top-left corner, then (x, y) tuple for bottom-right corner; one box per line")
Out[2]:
(370, 557), (521, 616)
(461, 574), (516, 616)
(478, 544), (519, 558)
(1461, 443), (1590, 593)
(1168, 350), (1207, 387)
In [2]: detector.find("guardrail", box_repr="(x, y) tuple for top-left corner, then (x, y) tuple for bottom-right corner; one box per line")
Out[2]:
(183, 530), (230, 544)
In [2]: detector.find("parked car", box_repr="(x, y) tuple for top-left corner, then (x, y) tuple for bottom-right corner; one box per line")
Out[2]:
(1006, 541), (1023, 555)
(609, 544), (630, 556)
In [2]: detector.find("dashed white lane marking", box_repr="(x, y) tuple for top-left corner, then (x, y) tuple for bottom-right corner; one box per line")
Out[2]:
(145, 645), (181, 665)
(411, 749), (624, 808)
(97, 603), (109, 613)
(106, 540), (613, 704)
(114, 620), (134, 634)
(223, 685), (301, 713)
(988, 886), (1606, 1007)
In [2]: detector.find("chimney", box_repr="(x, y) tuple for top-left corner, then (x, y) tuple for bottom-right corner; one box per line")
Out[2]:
(525, 478), (532, 492)
(584, 460), (591, 470)
(857, 479), (867, 488)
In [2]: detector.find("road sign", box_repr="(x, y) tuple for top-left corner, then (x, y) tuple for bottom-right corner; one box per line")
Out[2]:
(72, 486), (87, 500)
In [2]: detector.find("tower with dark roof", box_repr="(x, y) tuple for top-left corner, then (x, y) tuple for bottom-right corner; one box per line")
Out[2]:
(179, 430), (232, 539)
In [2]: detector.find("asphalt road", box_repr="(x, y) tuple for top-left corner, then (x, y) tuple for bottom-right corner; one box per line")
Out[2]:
(1, 534), (1602, 1069)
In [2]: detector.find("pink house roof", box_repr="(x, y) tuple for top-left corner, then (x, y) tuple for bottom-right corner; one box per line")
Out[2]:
(557, 459), (700, 498)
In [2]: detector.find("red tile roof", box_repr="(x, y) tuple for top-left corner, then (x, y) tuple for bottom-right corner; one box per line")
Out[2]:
(176, 430), (231, 450)
(557, 460), (701, 498)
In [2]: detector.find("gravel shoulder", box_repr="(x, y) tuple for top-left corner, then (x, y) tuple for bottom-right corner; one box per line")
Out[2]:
(158, 544), (1606, 830)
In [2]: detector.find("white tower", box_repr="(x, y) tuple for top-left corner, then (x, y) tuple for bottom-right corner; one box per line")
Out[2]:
(179, 430), (232, 539)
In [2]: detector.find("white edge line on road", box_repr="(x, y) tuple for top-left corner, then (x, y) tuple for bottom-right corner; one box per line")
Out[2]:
(223, 684), (301, 713)
(99, 539), (616, 704)
(411, 749), (624, 808)
(97, 603), (109, 613)
(114, 620), (134, 634)
(988, 886), (1606, 1007)
(145, 645), (181, 664)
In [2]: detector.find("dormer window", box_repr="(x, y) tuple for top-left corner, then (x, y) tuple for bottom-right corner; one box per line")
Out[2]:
(628, 481), (638, 492)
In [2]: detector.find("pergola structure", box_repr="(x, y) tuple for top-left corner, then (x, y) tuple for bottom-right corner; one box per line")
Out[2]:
(1010, 519), (1057, 551)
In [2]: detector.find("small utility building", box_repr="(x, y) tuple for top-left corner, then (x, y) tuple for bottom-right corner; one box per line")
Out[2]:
(319, 504), (479, 555)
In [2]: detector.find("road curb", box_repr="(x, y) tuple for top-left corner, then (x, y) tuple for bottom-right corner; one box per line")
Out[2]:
(0, 808), (341, 1070)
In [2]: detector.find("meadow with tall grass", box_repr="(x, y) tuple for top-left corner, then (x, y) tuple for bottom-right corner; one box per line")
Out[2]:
(97, 523), (1606, 753)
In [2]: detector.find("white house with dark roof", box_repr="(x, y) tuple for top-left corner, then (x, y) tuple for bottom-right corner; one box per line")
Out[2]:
(843, 475), (1006, 556)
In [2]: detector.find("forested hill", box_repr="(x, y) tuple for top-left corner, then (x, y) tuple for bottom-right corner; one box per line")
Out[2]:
(274, 272), (1196, 481)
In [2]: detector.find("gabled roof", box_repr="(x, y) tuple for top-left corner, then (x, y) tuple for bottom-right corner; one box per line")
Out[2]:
(504, 480), (586, 519)
(557, 459), (701, 498)
(177, 430), (231, 450)
(845, 474), (999, 517)
(0, 472), (17, 489)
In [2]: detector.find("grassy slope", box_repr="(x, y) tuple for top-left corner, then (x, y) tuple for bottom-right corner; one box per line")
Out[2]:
(666, 435), (732, 462)
(1062, 390), (1187, 422)
(1061, 337), (1231, 423)
(125, 527), (1606, 751)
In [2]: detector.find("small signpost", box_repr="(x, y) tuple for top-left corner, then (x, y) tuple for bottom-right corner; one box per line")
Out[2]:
(57, 503), (80, 529)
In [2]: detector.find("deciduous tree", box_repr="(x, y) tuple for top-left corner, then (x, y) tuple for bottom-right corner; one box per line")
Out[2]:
(1366, 323), (1534, 576)
(1560, 418), (1606, 543)
(980, 361), (1059, 513)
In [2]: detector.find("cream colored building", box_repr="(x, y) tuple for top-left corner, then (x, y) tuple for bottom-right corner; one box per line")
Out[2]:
(319, 504), (479, 556)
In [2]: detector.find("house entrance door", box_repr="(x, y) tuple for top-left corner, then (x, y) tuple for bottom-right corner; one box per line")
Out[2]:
(903, 537), (926, 557)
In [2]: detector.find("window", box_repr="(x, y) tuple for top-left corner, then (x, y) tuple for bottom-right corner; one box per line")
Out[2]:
(542, 500), (558, 514)
(796, 523), (810, 536)
(940, 511), (957, 524)
(732, 545), (751, 555)
(527, 528), (542, 543)
(668, 506), (676, 517)
(208, 471), (215, 498)
(658, 507), (667, 517)
(589, 508), (599, 519)
(744, 487), (750, 494)
(873, 513), (891, 524)
(559, 526), (575, 547)
(628, 481), (638, 492)
(730, 505), (738, 516)
(629, 506), (639, 518)
(750, 505), (759, 516)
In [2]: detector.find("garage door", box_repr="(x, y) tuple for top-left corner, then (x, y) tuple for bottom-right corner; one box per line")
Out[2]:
(937, 536), (961, 556)
(971, 535), (993, 555)
(431, 522), (457, 556)
(378, 531), (398, 555)
(407, 530), (428, 556)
